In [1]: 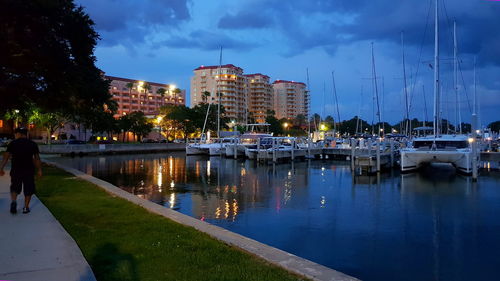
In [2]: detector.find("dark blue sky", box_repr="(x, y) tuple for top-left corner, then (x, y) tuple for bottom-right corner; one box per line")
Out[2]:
(78, 0), (499, 125)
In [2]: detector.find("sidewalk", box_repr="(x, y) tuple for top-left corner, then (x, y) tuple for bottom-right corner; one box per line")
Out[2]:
(0, 167), (96, 281)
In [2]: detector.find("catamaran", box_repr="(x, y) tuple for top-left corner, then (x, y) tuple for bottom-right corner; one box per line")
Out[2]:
(400, 0), (476, 175)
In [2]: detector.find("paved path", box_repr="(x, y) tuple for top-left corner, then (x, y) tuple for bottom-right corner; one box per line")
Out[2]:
(0, 167), (96, 281)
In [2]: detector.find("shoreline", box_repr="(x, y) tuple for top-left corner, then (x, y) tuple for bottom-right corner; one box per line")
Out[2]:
(42, 159), (359, 281)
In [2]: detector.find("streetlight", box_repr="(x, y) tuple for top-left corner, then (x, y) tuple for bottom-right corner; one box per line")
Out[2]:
(229, 120), (236, 131)
(283, 122), (289, 135)
(156, 116), (163, 140)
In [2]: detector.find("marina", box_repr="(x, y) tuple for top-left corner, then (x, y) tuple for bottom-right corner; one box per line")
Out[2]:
(50, 152), (500, 281)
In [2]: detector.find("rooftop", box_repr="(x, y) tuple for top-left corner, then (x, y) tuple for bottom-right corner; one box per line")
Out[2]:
(272, 80), (306, 86)
(194, 64), (243, 72)
(105, 75), (169, 88)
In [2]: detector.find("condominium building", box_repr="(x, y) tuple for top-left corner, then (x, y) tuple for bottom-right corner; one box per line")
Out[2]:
(245, 74), (273, 124)
(190, 64), (247, 122)
(106, 76), (185, 117)
(272, 80), (309, 120)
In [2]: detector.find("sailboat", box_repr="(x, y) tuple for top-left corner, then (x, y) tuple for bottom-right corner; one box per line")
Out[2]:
(186, 47), (228, 156)
(400, 0), (476, 174)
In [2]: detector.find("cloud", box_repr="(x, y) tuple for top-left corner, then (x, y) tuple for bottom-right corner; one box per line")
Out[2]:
(157, 30), (258, 51)
(216, 0), (500, 65)
(77, 0), (191, 46)
(218, 11), (273, 29)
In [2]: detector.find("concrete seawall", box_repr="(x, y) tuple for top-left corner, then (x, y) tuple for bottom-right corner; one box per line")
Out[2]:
(39, 143), (185, 155)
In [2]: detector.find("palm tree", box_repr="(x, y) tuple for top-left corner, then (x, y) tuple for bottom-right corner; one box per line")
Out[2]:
(143, 82), (151, 112)
(202, 91), (210, 104)
(173, 88), (182, 106)
(157, 88), (166, 107)
(125, 82), (135, 113)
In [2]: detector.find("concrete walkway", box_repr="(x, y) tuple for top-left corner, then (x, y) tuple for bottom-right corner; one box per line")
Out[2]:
(0, 167), (96, 281)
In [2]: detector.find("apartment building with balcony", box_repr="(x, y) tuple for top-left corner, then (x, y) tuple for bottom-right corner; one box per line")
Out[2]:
(190, 64), (248, 122)
(245, 73), (273, 124)
(272, 80), (309, 120)
(106, 75), (185, 118)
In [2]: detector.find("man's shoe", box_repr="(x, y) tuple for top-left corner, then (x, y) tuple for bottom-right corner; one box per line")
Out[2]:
(10, 201), (17, 214)
(22, 207), (30, 214)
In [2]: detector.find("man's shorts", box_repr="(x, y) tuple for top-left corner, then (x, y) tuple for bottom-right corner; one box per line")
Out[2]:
(10, 172), (36, 196)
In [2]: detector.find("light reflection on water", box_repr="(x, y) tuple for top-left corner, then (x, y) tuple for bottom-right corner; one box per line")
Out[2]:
(52, 153), (500, 281)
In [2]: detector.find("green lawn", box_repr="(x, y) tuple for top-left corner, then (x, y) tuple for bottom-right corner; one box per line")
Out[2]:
(37, 165), (305, 281)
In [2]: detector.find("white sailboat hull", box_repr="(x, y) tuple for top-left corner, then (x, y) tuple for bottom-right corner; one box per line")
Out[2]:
(401, 149), (475, 174)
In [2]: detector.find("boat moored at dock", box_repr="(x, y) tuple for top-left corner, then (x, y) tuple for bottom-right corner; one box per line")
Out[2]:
(400, 135), (476, 174)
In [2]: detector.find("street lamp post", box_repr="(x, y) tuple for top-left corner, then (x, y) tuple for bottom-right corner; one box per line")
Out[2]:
(283, 122), (289, 136)
(156, 116), (163, 141)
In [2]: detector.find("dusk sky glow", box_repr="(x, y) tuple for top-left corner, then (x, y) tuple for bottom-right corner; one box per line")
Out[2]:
(78, 0), (499, 125)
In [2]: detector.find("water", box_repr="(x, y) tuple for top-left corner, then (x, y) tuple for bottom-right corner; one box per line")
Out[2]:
(52, 153), (500, 281)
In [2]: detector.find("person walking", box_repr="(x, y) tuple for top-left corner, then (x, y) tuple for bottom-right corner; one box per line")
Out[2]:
(0, 127), (42, 214)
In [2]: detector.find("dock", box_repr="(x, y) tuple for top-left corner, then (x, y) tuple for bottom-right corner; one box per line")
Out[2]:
(38, 143), (185, 156)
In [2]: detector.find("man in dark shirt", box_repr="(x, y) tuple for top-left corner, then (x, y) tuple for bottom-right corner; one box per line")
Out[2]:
(0, 127), (42, 214)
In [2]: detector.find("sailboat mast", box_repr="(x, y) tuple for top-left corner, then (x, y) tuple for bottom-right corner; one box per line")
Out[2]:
(433, 0), (440, 137)
(331, 71), (341, 134)
(473, 57), (477, 115)
(306, 68), (311, 137)
(454, 21), (461, 134)
(356, 85), (363, 135)
(371, 42), (382, 136)
(422, 85), (428, 128)
(401, 31), (410, 136)
(217, 46), (222, 139)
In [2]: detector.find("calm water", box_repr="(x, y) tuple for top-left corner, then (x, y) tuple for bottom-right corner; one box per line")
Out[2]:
(52, 153), (500, 281)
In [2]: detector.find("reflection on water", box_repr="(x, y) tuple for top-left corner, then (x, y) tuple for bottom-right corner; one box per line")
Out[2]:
(53, 153), (500, 281)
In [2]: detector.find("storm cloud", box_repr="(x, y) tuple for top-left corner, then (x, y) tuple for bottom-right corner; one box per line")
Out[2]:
(217, 0), (500, 65)
(77, 0), (191, 46)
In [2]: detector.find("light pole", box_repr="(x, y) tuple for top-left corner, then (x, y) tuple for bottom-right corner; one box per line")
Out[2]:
(283, 122), (289, 136)
(156, 116), (163, 141)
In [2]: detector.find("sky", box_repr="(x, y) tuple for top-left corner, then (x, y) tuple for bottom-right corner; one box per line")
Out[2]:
(77, 0), (499, 126)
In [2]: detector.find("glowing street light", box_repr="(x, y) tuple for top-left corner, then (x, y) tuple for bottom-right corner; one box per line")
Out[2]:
(156, 115), (164, 140)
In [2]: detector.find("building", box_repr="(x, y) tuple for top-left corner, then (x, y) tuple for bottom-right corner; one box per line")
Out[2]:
(106, 75), (186, 118)
(272, 80), (309, 120)
(245, 74), (273, 124)
(190, 64), (248, 122)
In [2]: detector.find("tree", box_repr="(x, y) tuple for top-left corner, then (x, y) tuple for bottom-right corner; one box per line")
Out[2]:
(293, 114), (307, 129)
(142, 83), (152, 107)
(201, 91), (211, 103)
(338, 116), (370, 136)
(191, 103), (229, 133)
(157, 88), (166, 106)
(166, 106), (197, 139)
(0, 0), (112, 116)
(323, 115), (335, 130)
(488, 121), (500, 133)
(128, 111), (153, 142)
(29, 109), (67, 144)
(310, 113), (321, 130)
(265, 110), (283, 136)
(173, 88), (182, 105)
(118, 114), (133, 142)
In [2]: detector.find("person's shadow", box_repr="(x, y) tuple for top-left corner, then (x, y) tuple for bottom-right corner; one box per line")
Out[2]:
(90, 243), (138, 281)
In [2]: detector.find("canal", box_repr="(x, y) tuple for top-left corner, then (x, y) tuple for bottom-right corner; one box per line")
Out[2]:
(52, 153), (500, 281)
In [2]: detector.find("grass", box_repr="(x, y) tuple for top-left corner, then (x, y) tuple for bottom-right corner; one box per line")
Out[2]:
(36, 165), (305, 281)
